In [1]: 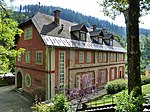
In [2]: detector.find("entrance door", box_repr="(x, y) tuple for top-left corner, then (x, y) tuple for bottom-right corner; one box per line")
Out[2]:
(17, 72), (22, 88)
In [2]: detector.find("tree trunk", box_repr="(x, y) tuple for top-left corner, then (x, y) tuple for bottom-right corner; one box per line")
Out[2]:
(127, 0), (142, 111)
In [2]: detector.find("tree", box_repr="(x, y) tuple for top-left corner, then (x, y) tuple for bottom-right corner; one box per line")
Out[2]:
(0, 1), (24, 73)
(100, 0), (149, 111)
(140, 35), (150, 74)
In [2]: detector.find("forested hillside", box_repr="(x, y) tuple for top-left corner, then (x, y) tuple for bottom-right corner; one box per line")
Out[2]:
(14, 5), (150, 37)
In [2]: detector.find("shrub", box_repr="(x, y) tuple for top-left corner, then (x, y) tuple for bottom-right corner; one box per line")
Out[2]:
(33, 94), (70, 112)
(105, 79), (127, 94)
(141, 75), (150, 85)
(115, 87), (144, 112)
(31, 87), (46, 101)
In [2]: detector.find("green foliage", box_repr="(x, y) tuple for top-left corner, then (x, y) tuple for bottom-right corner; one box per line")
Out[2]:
(33, 94), (70, 112)
(105, 79), (127, 94)
(0, 1), (24, 73)
(140, 35), (150, 75)
(51, 94), (70, 112)
(115, 89), (144, 112)
(33, 103), (53, 112)
(141, 75), (150, 85)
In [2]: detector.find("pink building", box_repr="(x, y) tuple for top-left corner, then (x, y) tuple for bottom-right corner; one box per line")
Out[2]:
(15, 10), (126, 100)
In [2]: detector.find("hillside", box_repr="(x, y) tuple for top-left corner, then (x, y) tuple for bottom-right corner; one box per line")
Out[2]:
(14, 5), (150, 37)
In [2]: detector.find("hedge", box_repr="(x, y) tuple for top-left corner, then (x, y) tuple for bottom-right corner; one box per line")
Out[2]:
(105, 79), (127, 94)
(141, 75), (150, 85)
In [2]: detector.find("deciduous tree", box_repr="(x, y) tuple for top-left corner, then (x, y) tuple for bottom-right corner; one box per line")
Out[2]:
(0, 1), (24, 73)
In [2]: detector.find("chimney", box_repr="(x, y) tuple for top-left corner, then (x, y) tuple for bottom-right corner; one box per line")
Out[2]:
(92, 24), (97, 31)
(53, 9), (61, 25)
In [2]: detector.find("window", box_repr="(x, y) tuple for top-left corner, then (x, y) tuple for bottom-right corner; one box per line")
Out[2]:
(87, 52), (92, 63)
(24, 27), (32, 40)
(110, 40), (113, 46)
(98, 52), (102, 62)
(110, 53), (116, 62)
(103, 52), (107, 62)
(99, 38), (103, 44)
(17, 55), (21, 62)
(80, 31), (86, 41)
(97, 69), (107, 84)
(76, 72), (94, 89)
(118, 53), (124, 61)
(76, 75), (81, 89)
(79, 51), (84, 63)
(110, 68), (116, 80)
(36, 51), (43, 64)
(25, 51), (30, 63)
(59, 51), (65, 92)
(25, 74), (32, 87)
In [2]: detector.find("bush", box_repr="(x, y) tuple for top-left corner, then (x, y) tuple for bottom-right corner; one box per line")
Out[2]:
(141, 75), (150, 85)
(31, 87), (46, 101)
(105, 79), (127, 94)
(33, 94), (70, 112)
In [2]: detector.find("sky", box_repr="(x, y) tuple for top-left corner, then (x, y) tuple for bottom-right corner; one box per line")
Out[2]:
(5, 0), (150, 29)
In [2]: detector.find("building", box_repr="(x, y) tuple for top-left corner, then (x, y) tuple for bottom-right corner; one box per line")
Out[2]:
(145, 64), (150, 76)
(15, 10), (126, 100)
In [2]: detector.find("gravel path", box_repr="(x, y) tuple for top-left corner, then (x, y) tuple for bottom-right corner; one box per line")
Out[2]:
(0, 85), (33, 112)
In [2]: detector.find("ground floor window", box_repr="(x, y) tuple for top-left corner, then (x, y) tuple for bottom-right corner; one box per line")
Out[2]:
(97, 69), (107, 85)
(110, 67), (117, 81)
(118, 66), (124, 78)
(75, 72), (95, 89)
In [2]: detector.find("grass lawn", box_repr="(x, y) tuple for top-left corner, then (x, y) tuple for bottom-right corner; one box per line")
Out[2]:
(87, 84), (150, 107)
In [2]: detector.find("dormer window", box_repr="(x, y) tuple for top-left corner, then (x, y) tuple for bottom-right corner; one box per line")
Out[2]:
(103, 33), (114, 46)
(80, 31), (86, 41)
(110, 39), (113, 46)
(89, 27), (104, 44)
(71, 24), (88, 41)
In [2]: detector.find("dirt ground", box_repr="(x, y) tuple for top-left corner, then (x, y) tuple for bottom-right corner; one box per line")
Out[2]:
(0, 85), (33, 112)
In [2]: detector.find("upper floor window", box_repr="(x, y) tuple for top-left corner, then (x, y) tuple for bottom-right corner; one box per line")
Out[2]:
(110, 53), (116, 62)
(98, 52), (107, 63)
(24, 27), (32, 40)
(79, 51), (84, 63)
(87, 52), (92, 63)
(118, 53), (124, 61)
(25, 51), (30, 63)
(103, 52), (107, 62)
(36, 51), (43, 64)
(80, 31), (86, 41)
(99, 37), (103, 44)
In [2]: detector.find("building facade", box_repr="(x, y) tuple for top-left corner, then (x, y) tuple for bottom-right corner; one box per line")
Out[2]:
(15, 10), (126, 100)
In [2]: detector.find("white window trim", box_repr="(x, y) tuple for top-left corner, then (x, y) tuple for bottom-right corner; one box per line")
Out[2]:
(79, 51), (84, 63)
(59, 51), (66, 92)
(24, 27), (32, 40)
(36, 51), (43, 64)
(25, 51), (30, 63)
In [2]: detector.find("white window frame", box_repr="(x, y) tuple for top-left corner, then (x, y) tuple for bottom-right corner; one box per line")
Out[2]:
(87, 52), (92, 63)
(24, 27), (32, 40)
(103, 52), (107, 62)
(111, 68), (115, 80)
(80, 31), (86, 41)
(79, 51), (84, 63)
(36, 51), (43, 64)
(59, 51), (65, 91)
(25, 51), (30, 63)
(99, 52), (102, 62)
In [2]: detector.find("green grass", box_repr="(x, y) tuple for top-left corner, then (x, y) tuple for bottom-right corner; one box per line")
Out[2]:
(87, 84), (150, 107)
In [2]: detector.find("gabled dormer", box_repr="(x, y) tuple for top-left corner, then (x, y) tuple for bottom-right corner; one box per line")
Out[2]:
(71, 24), (88, 41)
(103, 30), (114, 46)
(89, 25), (104, 44)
